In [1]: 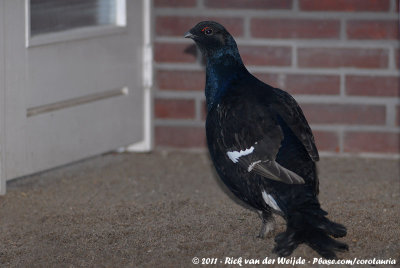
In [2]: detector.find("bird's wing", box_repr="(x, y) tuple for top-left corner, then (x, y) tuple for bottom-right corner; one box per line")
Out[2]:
(231, 149), (306, 184)
(271, 88), (319, 161)
(214, 97), (305, 185)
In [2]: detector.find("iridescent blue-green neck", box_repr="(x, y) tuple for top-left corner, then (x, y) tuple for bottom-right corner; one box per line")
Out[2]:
(204, 42), (248, 112)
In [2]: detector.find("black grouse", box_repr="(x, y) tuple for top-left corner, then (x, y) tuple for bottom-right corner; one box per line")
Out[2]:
(184, 21), (348, 259)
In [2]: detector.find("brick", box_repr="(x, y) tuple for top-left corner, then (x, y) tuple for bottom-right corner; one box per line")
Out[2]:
(156, 16), (244, 37)
(285, 74), (340, 95)
(347, 20), (399, 40)
(396, 49), (400, 69)
(201, 100), (207, 120)
(239, 46), (291, 66)
(251, 18), (340, 39)
(344, 131), (400, 153)
(299, 0), (390, 11)
(204, 0), (292, 9)
(154, 99), (195, 119)
(313, 130), (340, 152)
(157, 70), (205, 91)
(253, 73), (340, 95)
(155, 126), (206, 148)
(154, 43), (196, 63)
(346, 75), (400, 97)
(298, 47), (389, 69)
(301, 103), (386, 125)
(154, 0), (197, 8)
(253, 73), (281, 88)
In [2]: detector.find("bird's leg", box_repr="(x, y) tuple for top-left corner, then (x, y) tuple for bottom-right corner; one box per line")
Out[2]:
(257, 210), (275, 239)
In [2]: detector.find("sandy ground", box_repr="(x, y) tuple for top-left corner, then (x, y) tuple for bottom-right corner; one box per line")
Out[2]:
(0, 151), (399, 267)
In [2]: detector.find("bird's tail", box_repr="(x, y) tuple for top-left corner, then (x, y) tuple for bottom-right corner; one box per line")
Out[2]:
(273, 199), (348, 259)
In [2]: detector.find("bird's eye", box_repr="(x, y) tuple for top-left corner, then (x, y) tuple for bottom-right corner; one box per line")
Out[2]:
(205, 28), (213, 35)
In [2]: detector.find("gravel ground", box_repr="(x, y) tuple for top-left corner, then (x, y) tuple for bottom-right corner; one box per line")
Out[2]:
(0, 151), (399, 267)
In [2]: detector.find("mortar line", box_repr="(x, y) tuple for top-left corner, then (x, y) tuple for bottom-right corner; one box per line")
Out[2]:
(338, 126), (344, 154)
(294, 95), (400, 105)
(155, 119), (400, 132)
(155, 119), (205, 127)
(390, 0), (396, 13)
(388, 46), (396, 70)
(292, 0), (299, 11)
(155, 36), (400, 49)
(292, 44), (297, 68)
(155, 9), (398, 20)
(154, 94), (202, 100)
(340, 18), (347, 40)
(156, 63), (400, 77)
(154, 90), (204, 99)
(319, 151), (400, 159)
(310, 125), (400, 132)
(340, 72), (346, 97)
(386, 103), (397, 127)
(243, 16), (251, 40)
(194, 95), (203, 121)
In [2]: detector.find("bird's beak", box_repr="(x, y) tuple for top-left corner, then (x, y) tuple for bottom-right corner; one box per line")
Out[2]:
(184, 31), (195, 39)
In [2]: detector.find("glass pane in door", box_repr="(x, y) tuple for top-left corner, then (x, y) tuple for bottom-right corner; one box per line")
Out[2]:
(30, 0), (119, 36)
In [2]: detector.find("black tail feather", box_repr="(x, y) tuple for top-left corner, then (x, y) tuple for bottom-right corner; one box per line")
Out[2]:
(273, 228), (302, 257)
(305, 229), (349, 259)
(273, 208), (348, 259)
(307, 216), (347, 238)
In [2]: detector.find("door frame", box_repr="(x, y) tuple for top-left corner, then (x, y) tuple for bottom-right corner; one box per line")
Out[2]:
(0, 0), (6, 194)
(0, 0), (153, 194)
(127, 0), (153, 153)
(125, 0), (154, 152)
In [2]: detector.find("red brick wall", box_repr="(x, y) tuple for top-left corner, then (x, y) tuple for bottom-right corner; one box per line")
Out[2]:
(153, 0), (400, 156)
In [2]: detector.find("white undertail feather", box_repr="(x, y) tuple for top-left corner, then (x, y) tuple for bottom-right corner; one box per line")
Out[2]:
(262, 190), (281, 212)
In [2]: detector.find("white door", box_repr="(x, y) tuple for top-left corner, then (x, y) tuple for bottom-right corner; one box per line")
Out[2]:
(0, 0), (152, 194)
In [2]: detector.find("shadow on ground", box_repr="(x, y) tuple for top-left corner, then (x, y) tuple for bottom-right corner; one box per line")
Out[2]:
(0, 152), (399, 267)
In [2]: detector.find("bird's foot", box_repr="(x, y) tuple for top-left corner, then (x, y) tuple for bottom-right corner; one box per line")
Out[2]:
(257, 218), (275, 239)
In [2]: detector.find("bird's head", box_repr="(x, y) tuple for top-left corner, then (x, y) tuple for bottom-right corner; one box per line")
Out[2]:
(184, 21), (239, 60)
